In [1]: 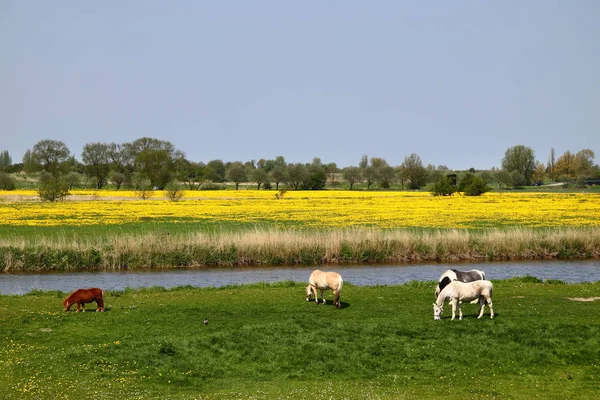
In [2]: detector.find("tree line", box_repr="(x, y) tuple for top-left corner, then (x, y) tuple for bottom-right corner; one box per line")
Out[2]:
(0, 139), (598, 196)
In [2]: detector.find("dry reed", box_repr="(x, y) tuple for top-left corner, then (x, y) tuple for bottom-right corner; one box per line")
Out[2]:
(1, 227), (599, 272)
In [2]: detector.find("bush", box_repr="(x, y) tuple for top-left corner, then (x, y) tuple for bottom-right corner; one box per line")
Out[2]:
(463, 176), (490, 196)
(0, 172), (16, 190)
(431, 176), (456, 196)
(164, 181), (185, 201)
(38, 176), (70, 202)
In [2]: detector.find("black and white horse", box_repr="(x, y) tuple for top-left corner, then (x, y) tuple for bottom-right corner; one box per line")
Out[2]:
(435, 269), (486, 300)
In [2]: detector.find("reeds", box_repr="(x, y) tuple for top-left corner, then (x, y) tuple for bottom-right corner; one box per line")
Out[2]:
(1, 227), (600, 272)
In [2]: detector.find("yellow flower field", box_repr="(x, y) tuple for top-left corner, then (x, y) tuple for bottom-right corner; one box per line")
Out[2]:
(1, 190), (599, 229)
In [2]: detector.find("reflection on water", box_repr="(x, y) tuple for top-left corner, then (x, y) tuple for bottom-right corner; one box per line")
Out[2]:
(1, 260), (599, 295)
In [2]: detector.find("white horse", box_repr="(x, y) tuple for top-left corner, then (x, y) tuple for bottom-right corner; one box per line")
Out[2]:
(435, 269), (486, 299)
(433, 280), (494, 321)
(305, 270), (343, 308)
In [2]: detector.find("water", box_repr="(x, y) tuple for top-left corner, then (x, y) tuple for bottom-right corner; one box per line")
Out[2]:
(1, 260), (599, 295)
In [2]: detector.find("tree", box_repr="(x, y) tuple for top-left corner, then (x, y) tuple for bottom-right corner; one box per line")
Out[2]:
(401, 153), (427, 189)
(164, 181), (185, 201)
(107, 142), (132, 173)
(303, 158), (327, 190)
(250, 168), (270, 190)
(547, 148), (556, 182)
(134, 149), (174, 189)
(431, 175), (457, 196)
(108, 171), (125, 190)
(287, 163), (308, 190)
(205, 160), (226, 182)
(81, 142), (110, 189)
(0, 150), (12, 171)
(494, 170), (513, 189)
(501, 145), (536, 185)
(326, 163), (340, 187)
(65, 172), (83, 190)
(533, 163), (546, 184)
(30, 139), (71, 176)
(575, 149), (595, 178)
(133, 174), (154, 200)
(37, 175), (70, 202)
(270, 165), (288, 190)
(0, 172), (16, 190)
(370, 157), (393, 188)
(362, 166), (376, 189)
(554, 151), (577, 179)
(176, 159), (204, 190)
(342, 166), (361, 190)
(459, 174), (490, 196)
(226, 163), (247, 190)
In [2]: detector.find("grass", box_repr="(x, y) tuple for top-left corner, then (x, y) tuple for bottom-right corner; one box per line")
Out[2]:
(1, 279), (599, 399)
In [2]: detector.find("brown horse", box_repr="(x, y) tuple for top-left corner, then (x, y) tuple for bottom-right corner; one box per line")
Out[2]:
(63, 288), (105, 312)
(305, 270), (343, 308)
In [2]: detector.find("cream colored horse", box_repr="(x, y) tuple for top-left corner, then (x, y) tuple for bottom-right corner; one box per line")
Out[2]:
(433, 280), (494, 321)
(305, 270), (343, 308)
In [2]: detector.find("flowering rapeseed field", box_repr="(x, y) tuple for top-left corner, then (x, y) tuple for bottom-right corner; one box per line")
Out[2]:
(1, 190), (599, 229)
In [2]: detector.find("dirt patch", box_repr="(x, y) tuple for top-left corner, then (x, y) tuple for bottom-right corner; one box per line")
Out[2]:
(567, 297), (600, 302)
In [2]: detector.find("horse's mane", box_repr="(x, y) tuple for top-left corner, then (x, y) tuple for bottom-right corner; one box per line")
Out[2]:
(438, 276), (453, 293)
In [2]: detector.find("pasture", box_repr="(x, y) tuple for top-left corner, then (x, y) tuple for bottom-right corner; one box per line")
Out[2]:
(1, 279), (599, 399)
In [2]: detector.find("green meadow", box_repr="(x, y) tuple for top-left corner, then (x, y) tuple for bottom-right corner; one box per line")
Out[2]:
(1, 278), (599, 399)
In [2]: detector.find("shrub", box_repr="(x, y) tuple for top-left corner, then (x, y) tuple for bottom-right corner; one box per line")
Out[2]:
(431, 176), (456, 196)
(463, 176), (490, 196)
(164, 181), (185, 201)
(38, 176), (70, 202)
(0, 172), (16, 190)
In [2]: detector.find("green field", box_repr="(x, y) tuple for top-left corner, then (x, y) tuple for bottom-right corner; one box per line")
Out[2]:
(1, 278), (599, 399)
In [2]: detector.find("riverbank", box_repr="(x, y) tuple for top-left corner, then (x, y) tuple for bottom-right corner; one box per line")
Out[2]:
(1, 279), (599, 399)
(1, 227), (600, 272)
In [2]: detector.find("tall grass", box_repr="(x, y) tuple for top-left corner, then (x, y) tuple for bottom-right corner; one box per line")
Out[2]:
(1, 227), (599, 271)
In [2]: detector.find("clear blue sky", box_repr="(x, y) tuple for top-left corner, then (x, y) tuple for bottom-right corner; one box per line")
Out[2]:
(1, 1), (599, 169)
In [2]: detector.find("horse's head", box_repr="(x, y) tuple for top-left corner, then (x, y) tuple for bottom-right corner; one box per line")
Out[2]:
(305, 285), (312, 301)
(433, 303), (443, 320)
(63, 298), (70, 311)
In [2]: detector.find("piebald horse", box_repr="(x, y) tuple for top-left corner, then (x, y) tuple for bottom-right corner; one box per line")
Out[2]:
(306, 270), (343, 308)
(433, 280), (494, 321)
(435, 269), (486, 300)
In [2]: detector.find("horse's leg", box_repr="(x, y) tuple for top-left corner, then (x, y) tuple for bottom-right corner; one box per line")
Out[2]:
(320, 289), (326, 305)
(82, 303), (86, 312)
(312, 286), (318, 305)
(487, 297), (494, 319)
(477, 297), (486, 318)
(458, 301), (463, 320)
(451, 299), (457, 320)
(333, 289), (340, 308)
(76, 303), (80, 312)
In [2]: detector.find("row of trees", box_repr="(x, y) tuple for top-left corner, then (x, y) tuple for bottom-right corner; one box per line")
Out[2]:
(501, 145), (597, 186)
(0, 140), (598, 195)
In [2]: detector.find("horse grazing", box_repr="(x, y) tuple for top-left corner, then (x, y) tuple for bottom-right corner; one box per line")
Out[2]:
(433, 280), (494, 321)
(435, 269), (486, 300)
(63, 288), (105, 312)
(305, 270), (343, 308)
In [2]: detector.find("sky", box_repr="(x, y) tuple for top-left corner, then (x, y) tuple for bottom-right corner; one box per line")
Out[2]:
(1, 1), (599, 170)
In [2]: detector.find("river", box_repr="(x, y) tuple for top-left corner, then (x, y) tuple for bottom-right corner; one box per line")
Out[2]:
(1, 259), (599, 295)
